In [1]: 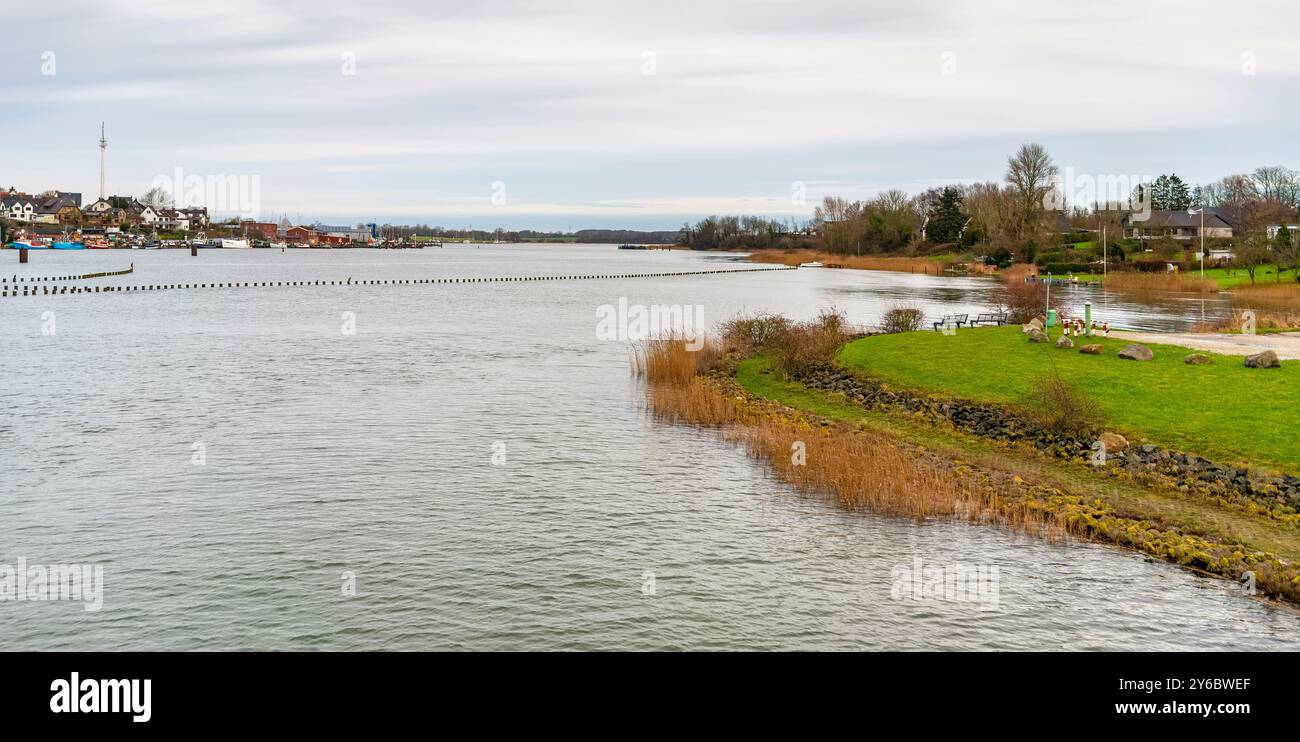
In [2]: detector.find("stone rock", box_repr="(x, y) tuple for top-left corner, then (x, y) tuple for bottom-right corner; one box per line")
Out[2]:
(1034, 315), (1047, 327)
(1078, 344), (1104, 355)
(1027, 328), (1049, 343)
(1022, 318), (1044, 333)
(1118, 343), (1153, 361)
(1055, 335), (1074, 349)
(1098, 432), (1128, 454)
(1184, 353), (1211, 365)
(1244, 350), (1281, 369)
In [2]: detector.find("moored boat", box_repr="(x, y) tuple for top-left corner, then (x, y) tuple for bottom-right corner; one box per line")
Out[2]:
(12, 238), (54, 249)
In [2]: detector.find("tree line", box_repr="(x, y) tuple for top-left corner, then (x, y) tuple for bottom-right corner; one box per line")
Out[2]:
(678, 144), (1300, 262)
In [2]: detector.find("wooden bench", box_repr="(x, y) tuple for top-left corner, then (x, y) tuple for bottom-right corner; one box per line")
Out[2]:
(971, 312), (1008, 326)
(932, 313), (968, 331)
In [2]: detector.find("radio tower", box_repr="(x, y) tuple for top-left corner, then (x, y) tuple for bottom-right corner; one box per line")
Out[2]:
(98, 122), (108, 200)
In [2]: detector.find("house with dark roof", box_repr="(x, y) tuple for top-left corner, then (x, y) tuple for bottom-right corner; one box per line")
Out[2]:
(3, 193), (37, 221)
(32, 195), (83, 225)
(1122, 208), (1233, 240)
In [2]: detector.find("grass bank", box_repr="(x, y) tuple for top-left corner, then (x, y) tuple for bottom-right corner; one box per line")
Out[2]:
(837, 326), (1299, 472)
(634, 327), (1300, 604)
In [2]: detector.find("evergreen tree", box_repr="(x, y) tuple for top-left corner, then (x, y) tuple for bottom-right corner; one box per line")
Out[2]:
(1166, 174), (1192, 210)
(1150, 175), (1171, 209)
(923, 186), (967, 244)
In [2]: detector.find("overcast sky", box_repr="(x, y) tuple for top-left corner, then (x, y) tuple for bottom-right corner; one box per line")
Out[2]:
(5, 0), (1298, 229)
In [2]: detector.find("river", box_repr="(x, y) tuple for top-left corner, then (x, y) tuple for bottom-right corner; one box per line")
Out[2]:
(1, 244), (1294, 650)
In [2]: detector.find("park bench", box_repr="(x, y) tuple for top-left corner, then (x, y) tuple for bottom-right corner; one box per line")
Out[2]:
(971, 312), (1008, 326)
(932, 313), (968, 331)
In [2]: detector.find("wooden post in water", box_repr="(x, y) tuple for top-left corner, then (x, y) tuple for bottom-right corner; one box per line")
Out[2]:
(191, 244), (198, 257)
(19, 248), (29, 264)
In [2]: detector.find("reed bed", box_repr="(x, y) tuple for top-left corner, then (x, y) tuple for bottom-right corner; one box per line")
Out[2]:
(997, 263), (1037, 285)
(632, 334), (721, 385)
(634, 322), (1030, 522)
(1101, 271), (1220, 295)
(1201, 307), (1300, 333)
(735, 424), (980, 517)
(1229, 282), (1300, 312)
(747, 249), (949, 275)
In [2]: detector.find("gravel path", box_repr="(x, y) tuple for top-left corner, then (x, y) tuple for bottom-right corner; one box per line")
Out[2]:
(1110, 330), (1300, 360)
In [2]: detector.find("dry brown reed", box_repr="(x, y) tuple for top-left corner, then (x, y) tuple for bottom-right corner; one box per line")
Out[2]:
(747, 249), (949, 275)
(1229, 282), (1300, 312)
(997, 263), (1037, 285)
(1102, 271), (1220, 295)
(632, 334), (721, 386)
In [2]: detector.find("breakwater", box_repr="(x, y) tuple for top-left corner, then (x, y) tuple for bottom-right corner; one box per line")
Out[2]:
(1, 265), (794, 298)
(3, 264), (135, 284)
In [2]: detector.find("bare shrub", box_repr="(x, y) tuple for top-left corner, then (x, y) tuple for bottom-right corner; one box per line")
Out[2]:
(993, 281), (1072, 324)
(772, 308), (851, 377)
(720, 313), (793, 355)
(1020, 371), (1105, 437)
(879, 305), (925, 334)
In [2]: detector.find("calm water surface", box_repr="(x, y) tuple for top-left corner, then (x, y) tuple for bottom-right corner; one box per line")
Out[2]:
(1, 245), (1293, 650)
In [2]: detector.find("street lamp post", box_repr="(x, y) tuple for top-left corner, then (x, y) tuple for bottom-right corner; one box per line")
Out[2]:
(1200, 207), (1205, 280)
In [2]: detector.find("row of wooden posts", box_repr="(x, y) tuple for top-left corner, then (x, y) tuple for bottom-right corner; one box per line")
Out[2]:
(1, 266), (795, 298)
(4, 264), (135, 283)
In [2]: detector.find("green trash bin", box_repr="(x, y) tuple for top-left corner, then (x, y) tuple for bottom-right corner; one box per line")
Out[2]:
(1046, 309), (1057, 328)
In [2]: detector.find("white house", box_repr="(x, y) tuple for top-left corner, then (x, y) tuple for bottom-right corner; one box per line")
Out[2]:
(156, 209), (191, 231)
(1266, 224), (1299, 240)
(128, 200), (159, 225)
(2, 195), (37, 221)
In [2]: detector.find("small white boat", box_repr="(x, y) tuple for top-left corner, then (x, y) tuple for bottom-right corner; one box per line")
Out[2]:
(218, 238), (251, 249)
(798, 261), (824, 268)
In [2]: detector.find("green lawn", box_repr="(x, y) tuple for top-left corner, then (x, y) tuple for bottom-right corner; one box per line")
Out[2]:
(1198, 265), (1298, 288)
(836, 326), (1300, 471)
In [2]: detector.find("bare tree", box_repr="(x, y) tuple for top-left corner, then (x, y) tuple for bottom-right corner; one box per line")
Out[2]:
(1004, 143), (1058, 242)
(962, 181), (1016, 246)
(140, 186), (173, 209)
(1252, 166), (1300, 208)
(1236, 237), (1272, 285)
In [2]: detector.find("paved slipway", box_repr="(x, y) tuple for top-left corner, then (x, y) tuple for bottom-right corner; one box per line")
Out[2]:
(1110, 330), (1300, 360)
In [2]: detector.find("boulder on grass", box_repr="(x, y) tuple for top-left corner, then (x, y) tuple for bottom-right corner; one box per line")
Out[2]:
(1079, 344), (1104, 355)
(1118, 343), (1153, 361)
(1027, 328), (1049, 343)
(1184, 353), (1211, 365)
(1022, 318), (1044, 333)
(1055, 335), (1074, 349)
(1244, 350), (1281, 369)
(1098, 432), (1129, 454)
